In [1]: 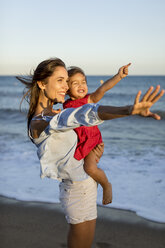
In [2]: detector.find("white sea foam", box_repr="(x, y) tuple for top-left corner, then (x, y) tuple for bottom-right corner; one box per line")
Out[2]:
(97, 150), (165, 223)
(0, 138), (165, 223)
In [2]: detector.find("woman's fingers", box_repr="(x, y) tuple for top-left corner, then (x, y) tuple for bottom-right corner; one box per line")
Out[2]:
(95, 143), (104, 151)
(134, 91), (141, 105)
(98, 142), (104, 148)
(93, 143), (104, 158)
(151, 89), (165, 104)
(147, 85), (160, 101)
(148, 112), (161, 120)
(133, 86), (164, 118)
(140, 86), (164, 104)
(52, 108), (61, 114)
(141, 86), (154, 102)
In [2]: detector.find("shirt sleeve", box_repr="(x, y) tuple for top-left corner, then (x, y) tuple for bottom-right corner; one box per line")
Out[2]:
(49, 103), (104, 131)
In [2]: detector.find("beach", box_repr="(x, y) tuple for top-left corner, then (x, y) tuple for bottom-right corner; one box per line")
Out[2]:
(0, 196), (165, 248)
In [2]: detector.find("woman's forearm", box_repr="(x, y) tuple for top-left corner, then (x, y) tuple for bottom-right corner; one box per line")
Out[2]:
(97, 105), (132, 120)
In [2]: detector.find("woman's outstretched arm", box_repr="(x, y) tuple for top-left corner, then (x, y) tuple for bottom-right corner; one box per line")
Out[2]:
(98, 85), (164, 120)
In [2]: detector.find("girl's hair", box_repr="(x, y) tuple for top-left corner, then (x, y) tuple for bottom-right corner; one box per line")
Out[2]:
(67, 66), (86, 79)
(17, 58), (66, 131)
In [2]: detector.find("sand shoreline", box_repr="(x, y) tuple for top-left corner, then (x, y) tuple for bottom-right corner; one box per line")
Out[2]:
(0, 195), (165, 248)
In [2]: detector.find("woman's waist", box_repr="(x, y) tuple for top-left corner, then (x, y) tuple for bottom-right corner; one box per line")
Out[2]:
(61, 176), (95, 187)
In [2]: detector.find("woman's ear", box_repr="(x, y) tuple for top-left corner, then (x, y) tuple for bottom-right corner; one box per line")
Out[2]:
(37, 81), (45, 90)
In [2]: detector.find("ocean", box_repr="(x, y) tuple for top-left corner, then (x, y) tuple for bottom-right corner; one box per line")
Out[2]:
(0, 75), (165, 223)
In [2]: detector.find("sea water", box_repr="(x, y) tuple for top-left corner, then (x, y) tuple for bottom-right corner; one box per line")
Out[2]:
(0, 75), (165, 223)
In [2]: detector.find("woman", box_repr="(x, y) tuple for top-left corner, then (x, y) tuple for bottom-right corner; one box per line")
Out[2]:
(17, 58), (164, 248)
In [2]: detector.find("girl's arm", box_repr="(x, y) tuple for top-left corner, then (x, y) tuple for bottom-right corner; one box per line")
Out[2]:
(88, 63), (131, 104)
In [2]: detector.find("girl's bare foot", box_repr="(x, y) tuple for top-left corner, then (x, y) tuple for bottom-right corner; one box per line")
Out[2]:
(102, 182), (112, 205)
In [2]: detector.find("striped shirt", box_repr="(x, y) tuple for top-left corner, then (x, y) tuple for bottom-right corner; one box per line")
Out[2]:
(31, 104), (103, 182)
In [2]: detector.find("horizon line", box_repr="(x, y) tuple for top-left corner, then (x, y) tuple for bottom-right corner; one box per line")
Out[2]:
(0, 74), (165, 77)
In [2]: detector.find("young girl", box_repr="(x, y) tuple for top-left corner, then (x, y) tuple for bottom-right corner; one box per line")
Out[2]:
(63, 63), (131, 205)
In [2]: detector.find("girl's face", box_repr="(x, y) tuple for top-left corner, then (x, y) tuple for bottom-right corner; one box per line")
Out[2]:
(42, 66), (69, 103)
(67, 73), (88, 100)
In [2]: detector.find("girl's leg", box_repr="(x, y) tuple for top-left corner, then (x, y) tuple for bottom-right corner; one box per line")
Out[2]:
(84, 152), (112, 205)
(68, 219), (96, 248)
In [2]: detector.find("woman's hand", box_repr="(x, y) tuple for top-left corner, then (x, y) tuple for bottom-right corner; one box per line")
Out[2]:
(92, 142), (104, 163)
(131, 85), (164, 120)
(41, 108), (61, 116)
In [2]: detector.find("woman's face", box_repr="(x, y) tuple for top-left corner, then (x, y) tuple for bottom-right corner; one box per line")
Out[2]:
(43, 66), (69, 103)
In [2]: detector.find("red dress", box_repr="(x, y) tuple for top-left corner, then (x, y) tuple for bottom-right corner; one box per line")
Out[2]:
(63, 94), (103, 160)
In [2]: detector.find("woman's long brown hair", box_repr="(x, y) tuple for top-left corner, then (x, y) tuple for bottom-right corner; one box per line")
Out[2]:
(17, 58), (66, 132)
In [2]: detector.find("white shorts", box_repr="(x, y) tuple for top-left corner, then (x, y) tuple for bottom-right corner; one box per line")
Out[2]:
(59, 177), (97, 224)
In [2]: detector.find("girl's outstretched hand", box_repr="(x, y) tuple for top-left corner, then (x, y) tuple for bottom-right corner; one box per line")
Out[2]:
(131, 85), (164, 120)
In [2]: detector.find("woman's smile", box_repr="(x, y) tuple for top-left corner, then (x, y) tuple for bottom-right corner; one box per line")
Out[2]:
(57, 91), (67, 101)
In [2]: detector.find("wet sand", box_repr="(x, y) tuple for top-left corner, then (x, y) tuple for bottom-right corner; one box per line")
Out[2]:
(0, 196), (165, 248)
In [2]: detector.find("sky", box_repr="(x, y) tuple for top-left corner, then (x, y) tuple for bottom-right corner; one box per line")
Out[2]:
(0, 0), (165, 75)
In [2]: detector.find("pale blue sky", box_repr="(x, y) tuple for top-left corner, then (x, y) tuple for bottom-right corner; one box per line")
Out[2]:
(1, 0), (165, 75)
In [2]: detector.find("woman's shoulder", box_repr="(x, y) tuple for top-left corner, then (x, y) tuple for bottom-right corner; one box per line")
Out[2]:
(30, 109), (61, 139)
(30, 119), (49, 139)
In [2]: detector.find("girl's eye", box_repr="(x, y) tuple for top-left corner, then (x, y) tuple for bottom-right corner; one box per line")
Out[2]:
(72, 81), (78, 85)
